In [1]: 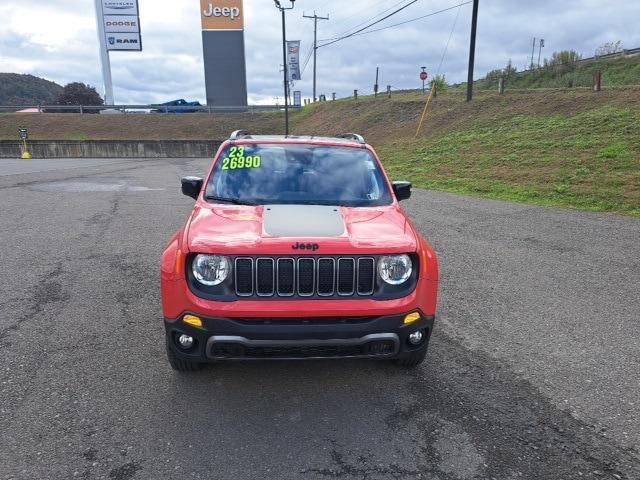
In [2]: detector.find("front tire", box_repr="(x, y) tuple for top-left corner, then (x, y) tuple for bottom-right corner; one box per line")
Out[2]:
(166, 341), (203, 372)
(395, 346), (428, 367)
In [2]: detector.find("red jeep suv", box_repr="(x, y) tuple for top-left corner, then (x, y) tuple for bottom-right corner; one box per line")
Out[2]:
(161, 131), (439, 371)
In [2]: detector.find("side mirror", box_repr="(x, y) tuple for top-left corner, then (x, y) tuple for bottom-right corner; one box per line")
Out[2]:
(392, 181), (412, 201)
(181, 176), (203, 200)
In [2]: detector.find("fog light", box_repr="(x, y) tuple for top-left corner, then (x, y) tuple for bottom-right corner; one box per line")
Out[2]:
(408, 330), (424, 345)
(177, 334), (194, 349)
(183, 315), (203, 328)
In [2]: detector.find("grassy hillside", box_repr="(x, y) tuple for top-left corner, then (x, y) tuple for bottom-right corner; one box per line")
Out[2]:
(295, 89), (640, 216)
(0, 73), (63, 105)
(1, 88), (638, 216)
(0, 111), (284, 141)
(477, 55), (640, 90)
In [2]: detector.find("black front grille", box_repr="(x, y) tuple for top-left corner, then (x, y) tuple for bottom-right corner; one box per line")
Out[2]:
(256, 258), (275, 296)
(235, 258), (253, 296)
(233, 256), (376, 298)
(317, 259), (335, 296)
(210, 340), (396, 359)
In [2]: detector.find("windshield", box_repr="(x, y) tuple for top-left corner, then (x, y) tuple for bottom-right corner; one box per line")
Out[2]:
(205, 144), (393, 207)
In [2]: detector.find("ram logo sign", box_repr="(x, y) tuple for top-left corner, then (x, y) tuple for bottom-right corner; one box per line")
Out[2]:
(105, 33), (142, 51)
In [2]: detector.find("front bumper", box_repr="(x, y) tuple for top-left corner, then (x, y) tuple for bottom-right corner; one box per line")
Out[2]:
(165, 312), (434, 361)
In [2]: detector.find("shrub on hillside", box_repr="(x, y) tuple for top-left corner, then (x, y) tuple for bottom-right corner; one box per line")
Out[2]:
(429, 75), (447, 94)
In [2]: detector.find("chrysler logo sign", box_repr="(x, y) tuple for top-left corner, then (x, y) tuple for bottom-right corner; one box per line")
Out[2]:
(103, 1), (135, 10)
(102, 0), (138, 16)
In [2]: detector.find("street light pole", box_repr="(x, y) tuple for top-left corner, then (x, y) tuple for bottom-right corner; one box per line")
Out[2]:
(275, 0), (296, 136)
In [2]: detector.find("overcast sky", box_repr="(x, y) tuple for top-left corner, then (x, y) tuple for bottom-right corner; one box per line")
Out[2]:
(0, 0), (638, 104)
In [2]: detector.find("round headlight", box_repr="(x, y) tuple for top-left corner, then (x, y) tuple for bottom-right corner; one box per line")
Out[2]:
(192, 254), (231, 286)
(378, 254), (412, 285)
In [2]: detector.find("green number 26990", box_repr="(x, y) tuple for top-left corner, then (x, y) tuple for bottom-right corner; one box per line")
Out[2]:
(222, 155), (262, 170)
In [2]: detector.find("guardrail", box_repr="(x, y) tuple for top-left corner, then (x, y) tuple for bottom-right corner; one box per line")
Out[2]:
(0, 104), (301, 114)
(516, 47), (640, 76)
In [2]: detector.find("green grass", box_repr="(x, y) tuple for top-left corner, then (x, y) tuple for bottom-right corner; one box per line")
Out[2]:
(477, 56), (640, 90)
(63, 132), (89, 141)
(378, 105), (640, 216)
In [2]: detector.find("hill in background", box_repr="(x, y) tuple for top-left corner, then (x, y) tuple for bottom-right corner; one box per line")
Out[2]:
(0, 73), (63, 105)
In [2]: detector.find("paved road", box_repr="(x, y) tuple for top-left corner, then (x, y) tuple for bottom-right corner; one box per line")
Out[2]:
(0, 158), (638, 480)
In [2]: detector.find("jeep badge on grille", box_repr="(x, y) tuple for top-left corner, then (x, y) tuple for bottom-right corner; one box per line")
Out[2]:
(292, 242), (319, 251)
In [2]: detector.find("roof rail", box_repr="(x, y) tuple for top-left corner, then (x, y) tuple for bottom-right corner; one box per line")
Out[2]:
(337, 133), (365, 144)
(230, 130), (251, 140)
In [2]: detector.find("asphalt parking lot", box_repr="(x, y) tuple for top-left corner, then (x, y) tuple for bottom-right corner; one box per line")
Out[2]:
(0, 157), (639, 480)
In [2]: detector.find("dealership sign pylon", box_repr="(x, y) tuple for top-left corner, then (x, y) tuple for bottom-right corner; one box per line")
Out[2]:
(94, 0), (142, 105)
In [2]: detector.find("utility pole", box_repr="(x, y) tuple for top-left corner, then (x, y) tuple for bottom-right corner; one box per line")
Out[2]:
(537, 38), (545, 68)
(374, 66), (379, 97)
(274, 0), (296, 136)
(530, 37), (536, 70)
(303, 11), (329, 102)
(466, 0), (479, 102)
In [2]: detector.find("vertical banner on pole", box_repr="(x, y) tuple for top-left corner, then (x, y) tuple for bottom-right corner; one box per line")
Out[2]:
(287, 41), (301, 81)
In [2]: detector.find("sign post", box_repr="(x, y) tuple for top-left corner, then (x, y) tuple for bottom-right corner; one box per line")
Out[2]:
(420, 67), (428, 94)
(94, 0), (142, 105)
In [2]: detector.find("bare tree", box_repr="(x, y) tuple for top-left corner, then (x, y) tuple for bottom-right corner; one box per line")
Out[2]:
(595, 41), (623, 57)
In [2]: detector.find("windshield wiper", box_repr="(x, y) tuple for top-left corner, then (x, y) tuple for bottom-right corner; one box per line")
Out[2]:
(204, 195), (257, 206)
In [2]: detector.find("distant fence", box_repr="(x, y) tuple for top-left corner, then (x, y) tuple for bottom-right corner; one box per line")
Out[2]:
(0, 104), (300, 114)
(0, 140), (222, 158)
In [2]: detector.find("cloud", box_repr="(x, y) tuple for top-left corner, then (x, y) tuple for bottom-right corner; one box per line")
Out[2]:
(0, 0), (639, 104)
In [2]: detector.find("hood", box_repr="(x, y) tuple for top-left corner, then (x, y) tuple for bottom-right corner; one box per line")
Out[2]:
(187, 203), (417, 255)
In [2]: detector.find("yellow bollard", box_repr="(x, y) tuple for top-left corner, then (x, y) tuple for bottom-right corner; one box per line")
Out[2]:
(20, 137), (32, 160)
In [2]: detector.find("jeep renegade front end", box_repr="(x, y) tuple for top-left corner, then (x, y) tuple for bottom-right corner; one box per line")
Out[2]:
(161, 131), (439, 371)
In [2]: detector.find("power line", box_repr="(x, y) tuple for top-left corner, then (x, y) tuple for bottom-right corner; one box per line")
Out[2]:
(435, 3), (463, 77)
(322, 0), (413, 41)
(318, 0), (420, 49)
(301, 45), (314, 74)
(415, 4), (464, 137)
(323, 1), (472, 43)
(328, 0), (393, 31)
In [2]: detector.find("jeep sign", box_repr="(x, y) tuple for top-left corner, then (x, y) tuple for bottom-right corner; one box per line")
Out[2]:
(201, 0), (244, 30)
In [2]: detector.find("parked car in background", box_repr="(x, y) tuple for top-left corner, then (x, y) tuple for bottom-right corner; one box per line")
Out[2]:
(152, 99), (202, 113)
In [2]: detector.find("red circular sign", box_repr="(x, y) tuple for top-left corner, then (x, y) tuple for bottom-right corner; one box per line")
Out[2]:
(420, 72), (429, 81)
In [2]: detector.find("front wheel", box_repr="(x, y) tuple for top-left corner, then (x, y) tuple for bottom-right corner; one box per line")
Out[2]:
(166, 341), (203, 372)
(394, 346), (428, 367)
